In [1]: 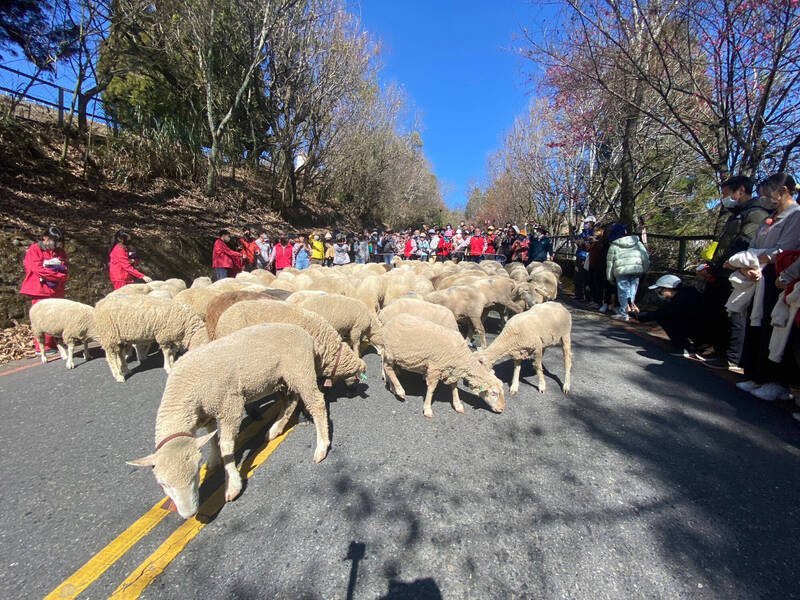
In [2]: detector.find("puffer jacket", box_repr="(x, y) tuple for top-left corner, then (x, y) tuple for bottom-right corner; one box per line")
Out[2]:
(606, 235), (649, 281)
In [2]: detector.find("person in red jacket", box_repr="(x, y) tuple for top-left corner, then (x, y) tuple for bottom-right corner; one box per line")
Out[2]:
(469, 227), (486, 261)
(270, 236), (293, 271)
(19, 226), (69, 354)
(212, 230), (243, 280)
(238, 227), (259, 272)
(109, 230), (152, 290)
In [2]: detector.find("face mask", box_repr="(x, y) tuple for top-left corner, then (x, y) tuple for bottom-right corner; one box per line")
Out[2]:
(43, 239), (56, 250)
(314, 235), (319, 241)
(720, 196), (737, 209)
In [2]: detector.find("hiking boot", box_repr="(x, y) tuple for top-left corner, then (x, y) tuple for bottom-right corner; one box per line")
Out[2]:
(611, 314), (629, 322)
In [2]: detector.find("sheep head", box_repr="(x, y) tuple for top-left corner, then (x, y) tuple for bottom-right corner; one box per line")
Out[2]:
(127, 430), (216, 519)
(466, 365), (505, 414)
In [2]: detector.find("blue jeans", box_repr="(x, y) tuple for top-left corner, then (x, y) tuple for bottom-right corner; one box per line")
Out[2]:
(215, 267), (228, 281)
(616, 274), (639, 316)
(383, 254), (393, 266)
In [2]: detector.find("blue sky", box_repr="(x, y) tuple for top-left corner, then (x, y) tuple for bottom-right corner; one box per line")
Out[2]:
(357, 0), (545, 209)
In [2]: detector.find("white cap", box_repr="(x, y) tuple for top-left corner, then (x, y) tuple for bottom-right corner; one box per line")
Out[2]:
(648, 274), (681, 290)
(584, 215), (597, 223)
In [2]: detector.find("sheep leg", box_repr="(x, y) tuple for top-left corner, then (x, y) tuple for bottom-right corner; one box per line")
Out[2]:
(119, 346), (131, 375)
(300, 389), (330, 463)
(134, 343), (150, 362)
(36, 333), (47, 364)
(218, 417), (244, 502)
(206, 429), (223, 472)
(66, 342), (75, 369)
(82, 339), (91, 361)
(451, 383), (465, 414)
(533, 340), (546, 394)
(422, 374), (439, 418)
(106, 347), (126, 382)
(469, 315), (487, 348)
(268, 396), (298, 441)
(510, 360), (522, 395)
(562, 333), (572, 395)
(161, 346), (173, 374)
(384, 363), (406, 400)
(56, 342), (68, 361)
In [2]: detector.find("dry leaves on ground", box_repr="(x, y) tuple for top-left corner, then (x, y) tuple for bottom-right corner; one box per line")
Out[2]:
(0, 320), (36, 364)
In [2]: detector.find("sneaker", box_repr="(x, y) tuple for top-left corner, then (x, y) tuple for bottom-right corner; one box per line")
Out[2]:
(793, 412), (800, 423)
(611, 314), (630, 321)
(736, 380), (761, 392)
(599, 303), (608, 313)
(751, 383), (792, 402)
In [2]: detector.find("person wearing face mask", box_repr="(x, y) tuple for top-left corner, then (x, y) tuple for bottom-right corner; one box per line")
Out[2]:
(700, 176), (769, 370)
(629, 275), (710, 358)
(735, 172), (800, 401)
(212, 229), (244, 280)
(527, 226), (553, 263)
(308, 232), (324, 266)
(20, 226), (69, 355)
(255, 230), (272, 269)
(109, 229), (153, 289)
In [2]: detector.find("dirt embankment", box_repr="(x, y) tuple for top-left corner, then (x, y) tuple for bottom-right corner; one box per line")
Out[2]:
(0, 118), (354, 332)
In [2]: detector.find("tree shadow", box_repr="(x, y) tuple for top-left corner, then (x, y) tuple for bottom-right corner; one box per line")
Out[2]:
(379, 578), (442, 600)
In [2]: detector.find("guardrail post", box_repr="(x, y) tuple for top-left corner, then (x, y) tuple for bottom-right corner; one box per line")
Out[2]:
(58, 88), (64, 126)
(677, 239), (688, 271)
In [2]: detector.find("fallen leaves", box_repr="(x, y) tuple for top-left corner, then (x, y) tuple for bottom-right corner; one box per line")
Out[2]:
(0, 320), (36, 364)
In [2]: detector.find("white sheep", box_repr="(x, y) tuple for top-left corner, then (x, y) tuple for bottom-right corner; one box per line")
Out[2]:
(29, 298), (96, 369)
(173, 288), (221, 320)
(215, 299), (367, 387)
(297, 294), (381, 355)
(423, 286), (491, 347)
(479, 302), (572, 395)
(371, 314), (505, 418)
(127, 323), (330, 518)
(190, 276), (212, 289)
(286, 290), (328, 305)
(378, 297), (459, 332)
(94, 294), (209, 382)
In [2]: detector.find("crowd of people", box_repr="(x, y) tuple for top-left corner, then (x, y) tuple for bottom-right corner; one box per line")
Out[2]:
(16, 172), (800, 414)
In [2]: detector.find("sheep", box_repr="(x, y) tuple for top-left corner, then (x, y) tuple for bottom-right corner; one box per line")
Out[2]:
(267, 279), (297, 293)
(204, 290), (291, 339)
(526, 261), (544, 274)
(29, 298), (96, 369)
(378, 297), (459, 332)
(214, 299), (367, 387)
(249, 269), (276, 286)
(190, 276), (212, 289)
(538, 261), (563, 278)
(371, 314), (504, 418)
(165, 278), (187, 292)
(174, 288), (221, 320)
(286, 290), (328, 305)
(511, 282), (544, 310)
(148, 288), (175, 299)
(529, 269), (559, 301)
(127, 323), (330, 518)
(354, 275), (385, 313)
(209, 278), (248, 292)
(108, 283), (151, 296)
(479, 302), (572, 395)
(297, 294), (381, 355)
(94, 294), (209, 382)
(423, 286), (491, 347)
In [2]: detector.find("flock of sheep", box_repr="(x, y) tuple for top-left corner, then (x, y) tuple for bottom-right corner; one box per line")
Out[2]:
(28, 257), (572, 518)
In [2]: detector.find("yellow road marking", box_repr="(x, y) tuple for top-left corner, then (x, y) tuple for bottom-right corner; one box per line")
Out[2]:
(43, 406), (280, 600)
(108, 423), (295, 599)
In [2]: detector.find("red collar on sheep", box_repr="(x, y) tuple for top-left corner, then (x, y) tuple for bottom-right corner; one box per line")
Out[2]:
(323, 342), (345, 388)
(155, 432), (195, 452)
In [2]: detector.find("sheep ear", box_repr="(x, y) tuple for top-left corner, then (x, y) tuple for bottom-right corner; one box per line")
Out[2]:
(195, 430), (217, 448)
(127, 454), (157, 467)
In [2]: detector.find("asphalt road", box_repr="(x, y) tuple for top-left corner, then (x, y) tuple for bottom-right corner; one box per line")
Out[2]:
(1, 307), (799, 600)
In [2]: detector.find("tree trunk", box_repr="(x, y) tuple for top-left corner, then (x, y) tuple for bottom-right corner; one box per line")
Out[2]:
(206, 138), (219, 197)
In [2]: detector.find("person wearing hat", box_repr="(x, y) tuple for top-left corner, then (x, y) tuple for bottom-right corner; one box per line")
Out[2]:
(418, 231), (430, 261)
(574, 216), (596, 303)
(323, 232), (335, 267)
(629, 275), (711, 358)
(428, 229), (440, 263)
(527, 225), (553, 263)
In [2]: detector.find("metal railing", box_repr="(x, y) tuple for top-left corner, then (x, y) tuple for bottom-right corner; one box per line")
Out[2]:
(0, 64), (115, 130)
(552, 233), (715, 273)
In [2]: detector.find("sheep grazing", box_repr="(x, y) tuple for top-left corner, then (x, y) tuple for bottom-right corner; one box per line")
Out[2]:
(214, 299), (367, 387)
(94, 294), (209, 382)
(297, 294), (381, 355)
(127, 323), (330, 518)
(378, 297), (459, 332)
(204, 290), (290, 339)
(371, 314), (504, 418)
(529, 269), (559, 301)
(29, 298), (96, 369)
(423, 286), (490, 347)
(479, 302), (572, 395)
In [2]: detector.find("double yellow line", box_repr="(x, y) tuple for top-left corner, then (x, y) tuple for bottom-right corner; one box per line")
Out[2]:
(45, 406), (294, 600)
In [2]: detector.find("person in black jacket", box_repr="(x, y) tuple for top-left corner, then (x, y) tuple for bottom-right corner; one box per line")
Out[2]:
(629, 275), (713, 358)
